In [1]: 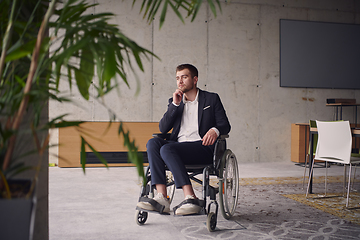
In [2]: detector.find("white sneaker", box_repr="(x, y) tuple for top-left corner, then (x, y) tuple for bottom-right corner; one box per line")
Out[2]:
(137, 193), (170, 213)
(175, 195), (202, 216)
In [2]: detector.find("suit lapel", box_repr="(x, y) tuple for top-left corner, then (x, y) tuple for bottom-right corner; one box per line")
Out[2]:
(178, 101), (185, 124)
(198, 89), (205, 127)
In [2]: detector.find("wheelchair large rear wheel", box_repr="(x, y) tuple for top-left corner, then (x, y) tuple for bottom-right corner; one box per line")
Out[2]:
(219, 149), (239, 219)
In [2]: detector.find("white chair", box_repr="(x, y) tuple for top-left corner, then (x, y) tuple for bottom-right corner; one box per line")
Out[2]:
(305, 120), (360, 208)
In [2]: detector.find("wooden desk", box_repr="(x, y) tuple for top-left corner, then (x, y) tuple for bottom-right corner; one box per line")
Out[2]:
(326, 103), (360, 124)
(58, 122), (159, 167)
(309, 127), (360, 136)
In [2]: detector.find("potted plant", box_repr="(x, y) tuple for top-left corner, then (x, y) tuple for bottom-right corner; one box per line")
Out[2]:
(0, 0), (220, 239)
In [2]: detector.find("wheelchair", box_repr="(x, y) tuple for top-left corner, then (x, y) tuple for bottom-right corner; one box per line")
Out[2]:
(135, 134), (240, 232)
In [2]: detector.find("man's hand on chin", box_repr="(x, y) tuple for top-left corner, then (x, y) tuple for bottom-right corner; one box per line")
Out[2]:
(173, 89), (183, 105)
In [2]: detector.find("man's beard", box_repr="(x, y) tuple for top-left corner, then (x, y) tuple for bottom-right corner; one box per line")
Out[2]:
(179, 84), (194, 93)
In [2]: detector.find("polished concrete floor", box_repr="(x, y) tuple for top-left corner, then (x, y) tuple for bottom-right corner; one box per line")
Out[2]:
(49, 161), (360, 239)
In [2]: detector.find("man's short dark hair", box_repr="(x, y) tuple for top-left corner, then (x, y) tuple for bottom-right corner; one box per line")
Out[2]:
(176, 64), (198, 78)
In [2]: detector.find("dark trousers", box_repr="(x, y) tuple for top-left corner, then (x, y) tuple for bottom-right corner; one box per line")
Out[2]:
(146, 137), (214, 188)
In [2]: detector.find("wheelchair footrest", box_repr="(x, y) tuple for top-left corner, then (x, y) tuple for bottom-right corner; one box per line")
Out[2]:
(135, 206), (170, 215)
(137, 197), (170, 215)
(173, 198), (206, 214)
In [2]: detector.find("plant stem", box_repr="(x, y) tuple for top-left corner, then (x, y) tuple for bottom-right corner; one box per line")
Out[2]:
(2, 0), (57, 172)
(0, 0), (17, 85)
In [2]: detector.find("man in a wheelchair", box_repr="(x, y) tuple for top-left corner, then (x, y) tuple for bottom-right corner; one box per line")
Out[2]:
(137, 64), (231, 215)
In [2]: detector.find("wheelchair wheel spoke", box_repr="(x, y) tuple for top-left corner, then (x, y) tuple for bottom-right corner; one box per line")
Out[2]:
(219, 150), (239, 219)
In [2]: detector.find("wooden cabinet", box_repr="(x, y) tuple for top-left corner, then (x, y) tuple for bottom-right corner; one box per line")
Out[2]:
(291, 123), (309, 163)
(58, 122), (160, 167)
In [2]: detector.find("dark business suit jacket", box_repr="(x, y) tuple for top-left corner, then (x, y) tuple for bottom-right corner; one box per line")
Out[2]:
(159, 89), (231, 142)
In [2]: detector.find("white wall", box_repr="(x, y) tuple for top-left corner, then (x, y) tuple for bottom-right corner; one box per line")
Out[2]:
(49, 0), (360, 164)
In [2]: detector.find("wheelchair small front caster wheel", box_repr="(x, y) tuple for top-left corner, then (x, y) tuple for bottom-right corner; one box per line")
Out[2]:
(135, 209), (148, 226)
(206, 212), (217, 232)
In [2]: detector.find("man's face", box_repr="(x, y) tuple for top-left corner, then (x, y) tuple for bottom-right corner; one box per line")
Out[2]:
(176, 68), (197, 93)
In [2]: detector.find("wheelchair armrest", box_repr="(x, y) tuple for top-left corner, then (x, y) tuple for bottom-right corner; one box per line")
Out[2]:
(152, 133), (171, 140)
(213, 135), (228, 169)
(152, 133), (227, 141)
(218, 135), (229, 140)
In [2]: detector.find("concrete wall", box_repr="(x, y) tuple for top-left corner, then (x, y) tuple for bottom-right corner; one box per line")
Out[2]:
(49, 0), (360, 164)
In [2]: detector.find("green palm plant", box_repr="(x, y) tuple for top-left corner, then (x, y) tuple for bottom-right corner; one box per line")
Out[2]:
(0, 0), (221, 198)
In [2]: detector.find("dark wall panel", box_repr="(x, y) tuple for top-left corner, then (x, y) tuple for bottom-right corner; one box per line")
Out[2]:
(280, 19), (360, 89)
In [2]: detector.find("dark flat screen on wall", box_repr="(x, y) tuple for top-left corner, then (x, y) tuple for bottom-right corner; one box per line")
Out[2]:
(280, 19), (360, 89)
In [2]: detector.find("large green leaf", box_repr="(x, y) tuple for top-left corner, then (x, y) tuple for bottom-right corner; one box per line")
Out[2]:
(74, 68), (90, 100)
(102, 45), (116, 88)
(118, 123), (146, 185)
(79, 45), (95, 92)
(80, 137), (87, 172)
(133, 0), (221, 28)
(80, 136), (108, 173)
